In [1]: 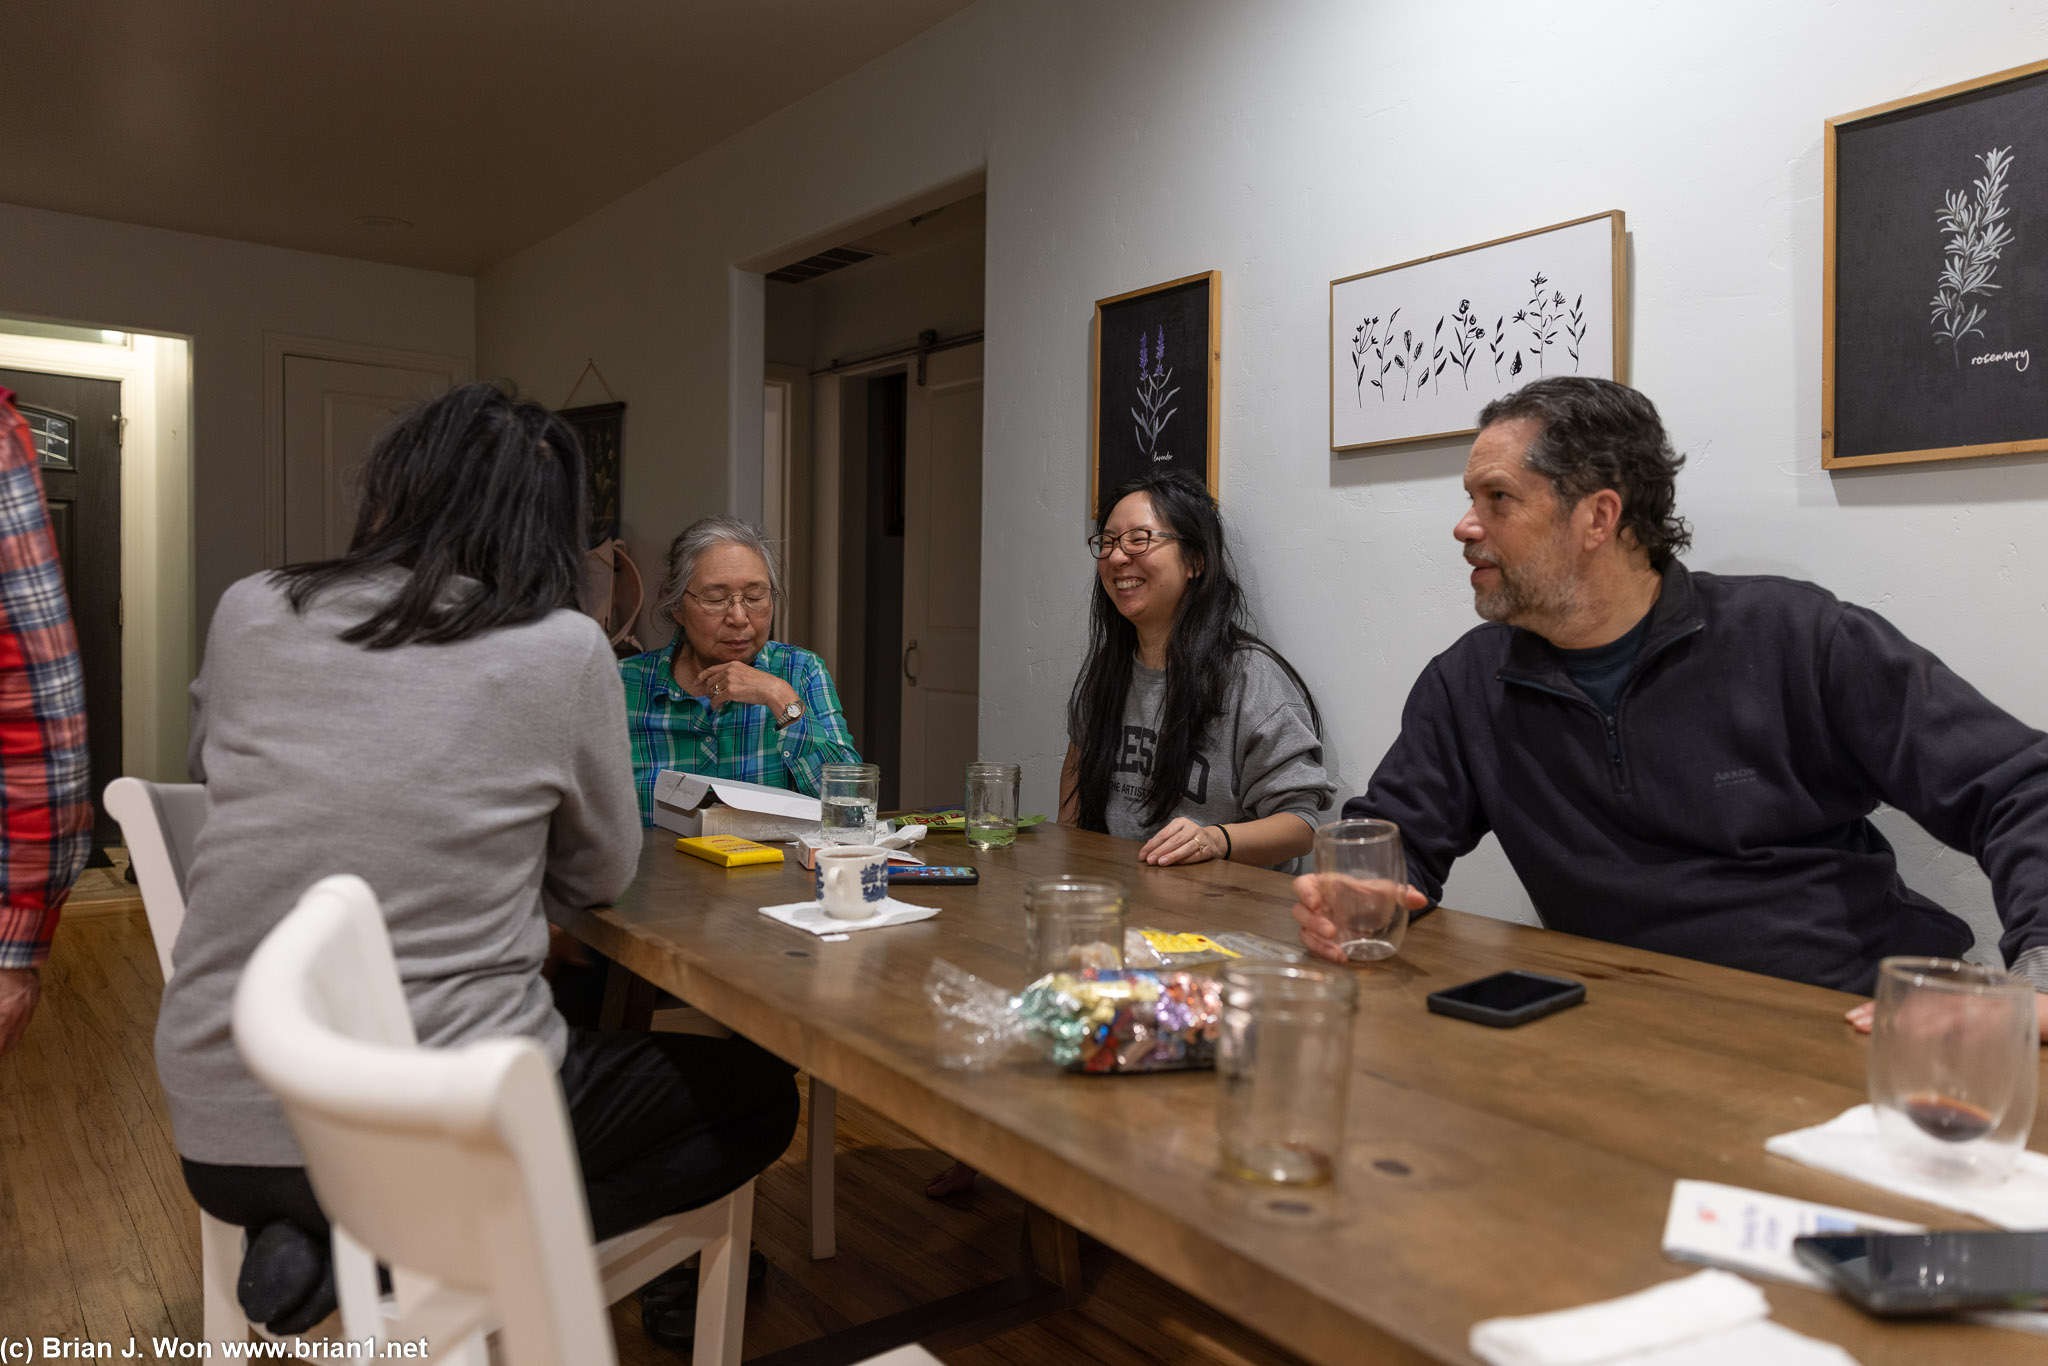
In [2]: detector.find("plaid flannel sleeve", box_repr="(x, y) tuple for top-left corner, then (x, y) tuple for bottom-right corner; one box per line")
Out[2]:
(773, 649), (862, 798)
(0, 396), (92, 969)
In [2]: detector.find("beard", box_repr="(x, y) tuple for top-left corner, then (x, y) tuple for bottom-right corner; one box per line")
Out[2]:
(1467, 546), (1584, 625)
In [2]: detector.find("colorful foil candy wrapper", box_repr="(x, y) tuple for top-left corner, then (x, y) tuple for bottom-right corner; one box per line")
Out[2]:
(1013, 969), (1222, 1073)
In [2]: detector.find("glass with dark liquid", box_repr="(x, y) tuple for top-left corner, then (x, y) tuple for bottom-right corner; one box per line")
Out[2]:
(1869, 957), (2039, 1184)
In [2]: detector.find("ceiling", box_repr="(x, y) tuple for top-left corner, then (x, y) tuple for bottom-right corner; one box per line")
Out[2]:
(0, 0), (976, 275)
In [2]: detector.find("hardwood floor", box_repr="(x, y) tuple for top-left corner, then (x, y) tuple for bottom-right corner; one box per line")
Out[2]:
(0, 905), (1308, 1366)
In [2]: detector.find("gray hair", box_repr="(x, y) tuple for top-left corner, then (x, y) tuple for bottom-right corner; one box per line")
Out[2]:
(653, 516), (784, 620)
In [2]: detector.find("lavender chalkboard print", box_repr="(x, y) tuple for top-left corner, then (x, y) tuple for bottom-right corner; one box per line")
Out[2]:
(1094, 271), (1220, 502)
(1132, 326), (1180, 461)
(1827, 59), (2048, 468)
(1330, 212), (1626, 452)
(1929, 147), (2014, 366)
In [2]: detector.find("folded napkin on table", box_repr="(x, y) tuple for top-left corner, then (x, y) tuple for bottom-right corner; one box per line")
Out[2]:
(1764, 1105), (2048, 1229)
(759, 897), (938, 937)
(1469, 1269), (1858, 1366)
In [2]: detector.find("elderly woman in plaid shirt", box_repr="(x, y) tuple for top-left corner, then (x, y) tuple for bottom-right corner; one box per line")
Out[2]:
(618, 518), (860, 824)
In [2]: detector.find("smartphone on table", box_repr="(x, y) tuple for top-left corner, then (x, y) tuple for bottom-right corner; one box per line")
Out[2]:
(1793, 1231), (2048, 1315)
(886, 865), (979, 886)
(1425, 970), (1584, 1027)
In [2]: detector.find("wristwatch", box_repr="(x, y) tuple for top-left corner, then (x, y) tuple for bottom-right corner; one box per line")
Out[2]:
(774, 698), (805, 729)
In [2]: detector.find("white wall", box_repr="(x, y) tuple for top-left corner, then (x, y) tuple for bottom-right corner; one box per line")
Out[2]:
(0, 202), (475, 661)
(478, 0), (2048, 957)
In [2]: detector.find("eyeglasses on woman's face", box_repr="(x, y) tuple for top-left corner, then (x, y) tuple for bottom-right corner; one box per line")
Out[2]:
(1086, 529), (1181, 560)
(684, 587), (774, 615)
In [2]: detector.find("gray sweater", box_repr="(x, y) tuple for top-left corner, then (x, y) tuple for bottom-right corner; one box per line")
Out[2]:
(155, 570), (640, 1166)
(1084, 647), (1335, 865)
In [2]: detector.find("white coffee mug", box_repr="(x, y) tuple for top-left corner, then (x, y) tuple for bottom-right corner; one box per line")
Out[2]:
(813, 845), (891, 920)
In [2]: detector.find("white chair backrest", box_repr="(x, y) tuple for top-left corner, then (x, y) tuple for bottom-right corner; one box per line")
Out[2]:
(234, 875), (617, 1366)
(104, 778), (207, 980)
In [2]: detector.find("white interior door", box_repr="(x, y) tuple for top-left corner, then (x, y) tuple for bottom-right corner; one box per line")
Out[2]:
(282, 355), (451, 561)
(898, 343), (983, 809)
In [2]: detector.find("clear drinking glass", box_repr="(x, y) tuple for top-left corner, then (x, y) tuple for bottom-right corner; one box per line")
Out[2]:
(1024, 876), (1127, 976)
(1217, 961), (1358, 1186)
(819, 763), (880, 845)
(1313, 819), (1408, 962)
(1869, 957), (2040, 1184)
(965, 762), (1021, 850)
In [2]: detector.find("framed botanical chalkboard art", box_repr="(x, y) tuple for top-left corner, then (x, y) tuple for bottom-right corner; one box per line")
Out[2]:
(1330, 212), (1626, 452)
(1092, 270), (1219, 508)
(1825, 58), (2048, 468)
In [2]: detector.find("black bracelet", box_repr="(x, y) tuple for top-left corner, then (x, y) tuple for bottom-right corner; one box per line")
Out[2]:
(1215, 824), (1232, 860)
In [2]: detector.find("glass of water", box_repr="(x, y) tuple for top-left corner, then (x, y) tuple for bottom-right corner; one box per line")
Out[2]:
(1217, 961), (1357, 1186)
(965, 762), (1021, 850)
(1024, 876), (1126, 976)
(1869, 957), (2039, 1184)
(1313, 819), (1408, 962)
(819, 763), (880, 845)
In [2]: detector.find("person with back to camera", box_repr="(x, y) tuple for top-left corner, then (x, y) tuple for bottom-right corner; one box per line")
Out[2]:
(1062, 469), (1335, 869)
(153, 383), (799, 1342)
(618, 516), (860, 825)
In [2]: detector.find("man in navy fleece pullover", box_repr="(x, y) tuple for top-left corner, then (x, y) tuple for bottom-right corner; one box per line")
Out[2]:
(1291, 377), (2048, 1038)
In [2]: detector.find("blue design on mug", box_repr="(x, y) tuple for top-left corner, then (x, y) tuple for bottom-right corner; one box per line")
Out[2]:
(860, 862), (888, 902)
(813, 864), (826, 901)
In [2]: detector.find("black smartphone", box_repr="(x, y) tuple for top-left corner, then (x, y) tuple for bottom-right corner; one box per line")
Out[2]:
(886, 865), (980, 885)
(1794, 1231), (2048, 1315)
(1425, 970), (1585, 1027)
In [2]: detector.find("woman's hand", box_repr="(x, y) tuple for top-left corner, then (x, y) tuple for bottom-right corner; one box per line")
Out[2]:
(694, 660), (797, 712)
(1290, 872), (1429, 963)
(1140, 817), (1226, 865)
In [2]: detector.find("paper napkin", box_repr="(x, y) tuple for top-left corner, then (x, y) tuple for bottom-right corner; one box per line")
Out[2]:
(759, 897), (938, 937)
(1764, 1105), (2048, 1229)
(1469, 1270), (1856, 1366)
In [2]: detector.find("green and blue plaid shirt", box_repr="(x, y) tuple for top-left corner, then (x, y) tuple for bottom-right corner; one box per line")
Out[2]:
(619, 635), (861, 825)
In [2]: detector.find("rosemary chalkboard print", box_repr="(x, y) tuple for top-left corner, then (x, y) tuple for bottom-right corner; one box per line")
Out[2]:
(1330, 213), (1626, 452)
(1093, 270), (1220, 505)
(561, 401), (624, 546)
(1825, 58), (2048, 469)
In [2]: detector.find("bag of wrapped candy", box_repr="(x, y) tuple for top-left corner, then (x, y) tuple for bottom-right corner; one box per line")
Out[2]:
(1013, 968), (1222, 1073)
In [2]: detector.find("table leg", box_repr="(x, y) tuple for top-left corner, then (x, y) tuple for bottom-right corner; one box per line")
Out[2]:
(598, 958), (656, 1031)
(1025, 1207), (1083, 1305)
(808, 1078), (838, 1260)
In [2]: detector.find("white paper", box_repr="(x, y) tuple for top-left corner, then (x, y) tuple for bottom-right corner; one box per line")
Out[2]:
(1468, 1270), (1768, 1366)
(1764, 1105), (2048, 1230)
(758, 897), (938, 937)
(1661, 1180), (1920, 1289)
(654, 768), (822, 821)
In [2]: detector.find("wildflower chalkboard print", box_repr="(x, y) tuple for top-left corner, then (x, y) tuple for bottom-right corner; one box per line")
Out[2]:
(1826, 59), (2048, 468)
(1094, 270), (1220, 505)
(1329, 213), (1626, 452)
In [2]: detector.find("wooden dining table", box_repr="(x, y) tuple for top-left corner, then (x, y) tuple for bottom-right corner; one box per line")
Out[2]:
(553, 822), (2048, 1365)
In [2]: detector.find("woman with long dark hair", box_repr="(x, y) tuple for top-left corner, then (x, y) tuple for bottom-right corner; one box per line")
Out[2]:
(1062, 470), (1333, 867)
(155, 383), (796, 1344)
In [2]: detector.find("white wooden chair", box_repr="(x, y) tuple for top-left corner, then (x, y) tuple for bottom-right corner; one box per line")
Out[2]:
(234, 874), (756, 1366)
(106, 777), (373, 1355)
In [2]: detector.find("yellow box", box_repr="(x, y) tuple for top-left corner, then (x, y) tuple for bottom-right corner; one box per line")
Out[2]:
(674, 835), (786, 868)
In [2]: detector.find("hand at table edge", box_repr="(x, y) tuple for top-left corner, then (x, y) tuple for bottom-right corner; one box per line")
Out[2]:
(1843, 991), (2048, 1040)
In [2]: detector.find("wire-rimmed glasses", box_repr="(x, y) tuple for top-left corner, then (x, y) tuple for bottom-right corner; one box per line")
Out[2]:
(1086, 529), (1181, 559)
(683, 587), (774, 615)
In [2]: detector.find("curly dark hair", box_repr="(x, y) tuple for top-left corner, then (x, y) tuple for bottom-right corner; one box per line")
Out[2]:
(1477, 376), (1692, 570)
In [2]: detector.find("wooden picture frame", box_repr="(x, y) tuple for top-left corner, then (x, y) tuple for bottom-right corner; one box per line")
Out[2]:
(1330, 212), (1627, 452)
(1091, 270), (1220, 511)
(1824, 58), (2048, 469)
(561, 400), (624, 546)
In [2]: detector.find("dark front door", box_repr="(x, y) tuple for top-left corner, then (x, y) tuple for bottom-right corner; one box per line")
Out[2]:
(0, 368), (122, 849)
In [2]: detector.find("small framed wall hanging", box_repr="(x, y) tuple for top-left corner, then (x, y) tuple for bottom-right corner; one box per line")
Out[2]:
(1092, 270), (1220, 509)
(1825, 57), (2048, 469)
(1329, 211), (1627, 452)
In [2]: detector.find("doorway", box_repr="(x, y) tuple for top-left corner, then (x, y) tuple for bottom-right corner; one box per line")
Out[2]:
(2, 367), (122, 849)
(761, 189), (986, 809)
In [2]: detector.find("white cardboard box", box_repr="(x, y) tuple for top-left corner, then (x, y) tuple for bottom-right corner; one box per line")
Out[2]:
(651, 769), (822, 842)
